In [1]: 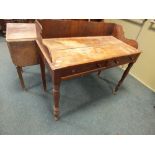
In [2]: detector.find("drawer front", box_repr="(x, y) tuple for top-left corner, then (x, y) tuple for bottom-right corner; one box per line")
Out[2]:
(58, 54), (139, 78)
(107, 54), (138, 68)
(59, 61), (107, 77)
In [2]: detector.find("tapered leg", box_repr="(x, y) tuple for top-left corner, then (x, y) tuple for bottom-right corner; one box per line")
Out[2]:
(114, 62), (134, 93)
(39, 56), (46, 91)
(16, 66), (25, 90)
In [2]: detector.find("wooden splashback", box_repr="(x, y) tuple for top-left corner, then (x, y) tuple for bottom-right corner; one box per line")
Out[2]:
(38, 20), (115, 38)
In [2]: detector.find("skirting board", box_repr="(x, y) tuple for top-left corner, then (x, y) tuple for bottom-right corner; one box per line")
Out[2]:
(120, 67), (155, 93)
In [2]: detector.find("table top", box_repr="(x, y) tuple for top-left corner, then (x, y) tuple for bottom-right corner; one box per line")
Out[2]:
(43, 36), (140, 69)
(6, 23), (37, 42)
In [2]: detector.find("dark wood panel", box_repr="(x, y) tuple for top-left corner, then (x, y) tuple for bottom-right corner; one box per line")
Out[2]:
(38, 20), (114, 38)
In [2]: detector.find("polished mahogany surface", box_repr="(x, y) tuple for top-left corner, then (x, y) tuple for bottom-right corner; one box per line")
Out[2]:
(43, 36), (140, 69)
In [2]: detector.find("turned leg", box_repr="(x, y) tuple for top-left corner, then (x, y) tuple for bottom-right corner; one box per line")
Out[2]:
(39, 56), (46, 91)
(53, 82), (61, 121)
(97, 70), (102, 77)
(16, 66), (26, 90)
(52, 73), (61, 121)
(114, 62), (134, 93)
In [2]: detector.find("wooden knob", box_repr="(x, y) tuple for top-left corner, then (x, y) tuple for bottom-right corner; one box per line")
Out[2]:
(129, 57), (134, 61)
(72, 69), (76, 73)
(114, 60), (119, 64)
(96, 63), (102, 68)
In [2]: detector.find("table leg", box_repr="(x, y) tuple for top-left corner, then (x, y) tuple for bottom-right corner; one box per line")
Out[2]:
(52, 74), (61, 121)
(16, 66), (26, 90)
(114, 62), (134, 93)
(97, 70), (102, 77)
(39, 56), (46, 91)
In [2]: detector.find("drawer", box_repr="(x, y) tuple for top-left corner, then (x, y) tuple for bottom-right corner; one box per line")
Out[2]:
(107, 55), (138, 68)
(59, 61), (107, 77)
(71, 61), (107, 74)
(58, 54), (139, 78)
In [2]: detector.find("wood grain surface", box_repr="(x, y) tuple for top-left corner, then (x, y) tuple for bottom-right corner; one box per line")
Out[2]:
(43, 36), (140, 69)
(6, 23), (37, 42)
